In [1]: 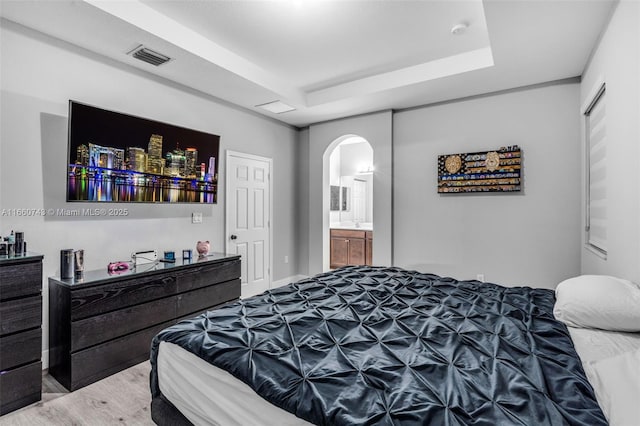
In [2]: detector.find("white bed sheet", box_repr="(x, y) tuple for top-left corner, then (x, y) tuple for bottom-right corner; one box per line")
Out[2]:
(157, 341), (313, 426)
(567, 326), (640, 363)
(567, 326), (640, 425)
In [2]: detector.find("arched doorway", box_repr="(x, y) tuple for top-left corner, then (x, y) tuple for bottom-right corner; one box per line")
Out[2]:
(326, 136), (374, 269)
(306, 110), (392, 276)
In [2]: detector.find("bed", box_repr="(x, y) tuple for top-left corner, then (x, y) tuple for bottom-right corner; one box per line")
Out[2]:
(149, 266), (639, 425)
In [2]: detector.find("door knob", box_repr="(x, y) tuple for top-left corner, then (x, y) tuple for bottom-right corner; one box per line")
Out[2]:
(230, 235), (237, 240)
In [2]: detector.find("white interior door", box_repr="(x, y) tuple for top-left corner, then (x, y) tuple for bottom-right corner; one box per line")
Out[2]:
(352, 178), (367, 222)
(226, 151), (272, 298)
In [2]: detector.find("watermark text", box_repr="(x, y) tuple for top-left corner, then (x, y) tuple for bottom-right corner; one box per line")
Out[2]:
(1, 208), (129, 217)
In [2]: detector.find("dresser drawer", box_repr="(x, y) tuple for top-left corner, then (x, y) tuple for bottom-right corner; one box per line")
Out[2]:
(71, 274), (177, 321)
(71, 295), (177, 351)
(0, 361), (42, 416)
(177, 279), (240, 317)
(176, 259), (241, 293)
(0, 328), (41, 371)
(68, 321), (173, 391)
(0, 261), (42, 301)
(0, 295), (41, 336)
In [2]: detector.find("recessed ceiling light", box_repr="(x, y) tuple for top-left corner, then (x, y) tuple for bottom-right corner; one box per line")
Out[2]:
(255, 100), (296, 114)
(451, 23), (468, 35)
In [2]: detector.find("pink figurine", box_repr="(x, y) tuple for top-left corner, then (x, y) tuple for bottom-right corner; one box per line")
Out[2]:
(196, 241), (210, 257)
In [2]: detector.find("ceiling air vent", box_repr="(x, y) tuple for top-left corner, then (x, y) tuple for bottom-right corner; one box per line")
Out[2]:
(127, 45), (171, 66)
(255, 100), (296, 114)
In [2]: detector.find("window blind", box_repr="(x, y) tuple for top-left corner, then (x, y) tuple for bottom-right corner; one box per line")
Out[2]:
(585, 84), (606, 255)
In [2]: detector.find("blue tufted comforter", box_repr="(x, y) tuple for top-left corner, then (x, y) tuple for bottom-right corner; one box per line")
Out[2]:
(150, 266), (607, 425)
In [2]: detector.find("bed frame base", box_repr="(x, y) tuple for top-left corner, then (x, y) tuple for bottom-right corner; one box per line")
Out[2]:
(151, 394), (193, 426)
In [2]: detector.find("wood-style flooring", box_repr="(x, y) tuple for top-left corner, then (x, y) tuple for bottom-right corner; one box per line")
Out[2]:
(0, 362), (153, 426)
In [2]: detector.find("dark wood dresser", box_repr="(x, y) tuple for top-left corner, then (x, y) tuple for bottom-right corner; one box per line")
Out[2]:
(48, 253), (240, 391)
(0, 252), (43, 415)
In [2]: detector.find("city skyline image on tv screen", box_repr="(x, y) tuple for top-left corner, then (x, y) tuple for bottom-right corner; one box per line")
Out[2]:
(67, 101), (220, 203)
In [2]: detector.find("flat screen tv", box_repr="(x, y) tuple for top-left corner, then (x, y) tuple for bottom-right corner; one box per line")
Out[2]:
(67, 101), (220, 203)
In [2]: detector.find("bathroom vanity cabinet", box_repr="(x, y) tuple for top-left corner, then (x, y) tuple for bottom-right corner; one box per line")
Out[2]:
(330, 229), (373, 268)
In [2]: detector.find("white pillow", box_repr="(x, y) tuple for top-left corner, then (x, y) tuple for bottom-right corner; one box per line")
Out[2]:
(553, 275), (640, 332)
(583, 348), (640, 425)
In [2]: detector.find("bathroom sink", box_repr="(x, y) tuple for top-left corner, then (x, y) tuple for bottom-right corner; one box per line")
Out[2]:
(330, 222), (373, 231)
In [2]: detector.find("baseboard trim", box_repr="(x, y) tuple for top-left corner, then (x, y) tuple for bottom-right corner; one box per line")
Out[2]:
(271, 275), (308, 289)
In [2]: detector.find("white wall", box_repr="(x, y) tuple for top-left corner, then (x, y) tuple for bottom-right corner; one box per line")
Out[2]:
(295, 128), (310, 276)
(580, 1), (640, 283)
(393, 82), (582, 288)
(328, 147), (341, 224)
(339, 142), (373, 177)
(329, 148), (342, 186)
(0, 20), (299, 366)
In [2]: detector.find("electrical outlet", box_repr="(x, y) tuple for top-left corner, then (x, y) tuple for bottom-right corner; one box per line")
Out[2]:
(192, 212), (203, 224)
(284, 255), (289, 264)
(476, 274), (485, 282)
